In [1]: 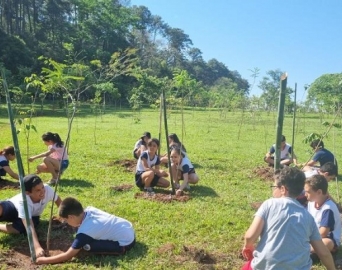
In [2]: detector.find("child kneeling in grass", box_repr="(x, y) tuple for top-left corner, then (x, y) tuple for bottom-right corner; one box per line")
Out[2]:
(36, 197), (135, 265)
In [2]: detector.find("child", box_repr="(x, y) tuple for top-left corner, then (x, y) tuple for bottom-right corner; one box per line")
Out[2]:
(0, 174), (62, 258)
(302, 139), (337, 172)
(160, 133), (188, 165)
(304, 161), (338, 181)
(170, 147), (199, 196)
(305, 175), (341, 254)
(132, 132), (151, 159)
(36, 197), (135, 264)
(0, 146), (19, 180)
(264, 135), (297, 166)
(135, 138), (170, 195)
(242, 167), (335, 270)
(29, 132), (69, 185)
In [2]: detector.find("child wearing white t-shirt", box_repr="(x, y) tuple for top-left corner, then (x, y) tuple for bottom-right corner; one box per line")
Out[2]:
(36, 197), (135, 265)
(0, 174), (62, 258)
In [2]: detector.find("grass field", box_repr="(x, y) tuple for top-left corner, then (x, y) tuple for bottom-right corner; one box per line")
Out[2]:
(0, 104), (342, 269)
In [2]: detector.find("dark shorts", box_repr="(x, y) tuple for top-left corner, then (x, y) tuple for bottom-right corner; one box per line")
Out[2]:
(135, 172), (160, 188)
(0, 201), (40, 234)
(84, 238), (136, 255)
(61, 160), (69, 172)
(180, 168), (196, 179)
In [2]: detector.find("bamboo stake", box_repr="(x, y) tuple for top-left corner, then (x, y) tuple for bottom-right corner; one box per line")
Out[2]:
(158, 93), (163, 156)
(1, 69), (36, 262)
(274, 73), (287, 170)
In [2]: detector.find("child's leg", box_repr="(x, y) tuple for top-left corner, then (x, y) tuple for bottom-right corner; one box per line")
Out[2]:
(141, 171), (155, 188)
(321, 238), (336, 252)
(42, 157), (60, 179)
(188, 173), (199, 184)
(85, 239), (135, 255)
(280, 158), (292, 165)
(156, 177), (170, 188)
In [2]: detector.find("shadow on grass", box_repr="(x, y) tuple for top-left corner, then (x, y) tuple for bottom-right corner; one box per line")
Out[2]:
(192, 163), (203, 168)
(154, 185), (218, 198)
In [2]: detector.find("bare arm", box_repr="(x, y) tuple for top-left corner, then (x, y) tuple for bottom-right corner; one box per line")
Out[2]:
(2, 166), (19, 180)
(319, 227), (331, 238)
(36, 247), (80, 264)
(22, 218), (45, 257)
(29, 149), (54, 162)
(179, 173), (189, 191)
(55, 196), (62, 208)
(311, 239), (336, 270)
(305, 160), (316, 166)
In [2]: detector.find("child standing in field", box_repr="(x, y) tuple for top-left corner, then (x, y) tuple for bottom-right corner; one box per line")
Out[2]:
(242, 167), (335, 270)
(0, 146), (19, 180)
(132, 132), (151, 159)
(36, 197), (135, 264)
(160, 133), (188, 165)
(170, 147), (199, 196)
(29, 132), (69, 185)
(305, 175), (341, 254)
(135, 138), (170, 195)
(0, 174), (62, 258)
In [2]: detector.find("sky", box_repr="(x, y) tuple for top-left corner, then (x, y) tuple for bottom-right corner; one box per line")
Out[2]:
(130, 0), (342, 101)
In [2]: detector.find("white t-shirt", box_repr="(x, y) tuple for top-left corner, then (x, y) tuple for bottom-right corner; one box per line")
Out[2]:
(307, 198), (341, 246)
(136, 151), (160, 172)
(76, 206), (135, 246)
(9, 184), (58, 218)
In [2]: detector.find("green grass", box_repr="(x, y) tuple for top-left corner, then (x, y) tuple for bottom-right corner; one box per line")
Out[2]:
(1, 104), (342, 269)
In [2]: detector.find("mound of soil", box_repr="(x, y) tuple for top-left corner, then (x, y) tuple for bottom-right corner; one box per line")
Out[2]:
(134, 192), (191, 203)
(0, 218), (75, 269)
(107, 159), (137, 172)
(111, 184), (134, 192)
(0, 178), (20, 190)
(253, 166), (274, 182)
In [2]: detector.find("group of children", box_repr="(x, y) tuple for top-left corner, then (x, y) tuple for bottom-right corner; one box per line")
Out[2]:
(242, 135), (340, 269)
(1, 132), (135, 264)
(132, 132), (199, 195)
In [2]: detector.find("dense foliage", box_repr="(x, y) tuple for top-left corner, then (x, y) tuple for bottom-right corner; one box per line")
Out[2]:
(0, 0), (250, 109)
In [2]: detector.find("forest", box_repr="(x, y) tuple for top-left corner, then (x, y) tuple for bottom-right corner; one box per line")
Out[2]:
(0, 0), (341, 113)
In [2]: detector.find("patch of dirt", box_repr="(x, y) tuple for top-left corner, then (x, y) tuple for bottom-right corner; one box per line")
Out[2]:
(111, 184), (134, 192)
(134, 192), (191, 203)
(0, 178), (20, 190)
(253, 166), (275, 182)
(0, 218), (76, 269)
(106, 159), (136, 172)
(157, 243), (176, 254)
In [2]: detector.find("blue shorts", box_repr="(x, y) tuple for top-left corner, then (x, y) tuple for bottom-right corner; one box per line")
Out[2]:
(135, 172), (160, 188)
(60, 160), (69, 172)
(0, 201), (40, 234)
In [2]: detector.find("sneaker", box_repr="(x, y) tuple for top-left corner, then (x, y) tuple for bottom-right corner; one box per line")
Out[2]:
(144, 187), (155, 195)
(47, 179), (58, 185)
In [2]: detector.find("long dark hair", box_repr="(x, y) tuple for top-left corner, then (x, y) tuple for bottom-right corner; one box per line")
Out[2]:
(42, 132), (64, 147)
(168, 133), (186, 152)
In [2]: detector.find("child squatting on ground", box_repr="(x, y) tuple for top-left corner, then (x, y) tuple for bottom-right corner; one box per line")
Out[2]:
(241, 167), (336, 270)
(305, 175), (341, 255)
(36, 197), (135, 265)
(0, 146), (19, 180)
(170, 147), (199, 196)
(264, 135), (297, 167)
(29, 132), (69, 185)
(135, 138), (170, 195)
(0, 174), (62, 258)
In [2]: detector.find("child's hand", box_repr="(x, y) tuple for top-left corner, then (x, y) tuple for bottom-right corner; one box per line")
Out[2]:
(36, 247), (46, 258)
(28, 157), (34, 162)
(242, 246), (254, 260)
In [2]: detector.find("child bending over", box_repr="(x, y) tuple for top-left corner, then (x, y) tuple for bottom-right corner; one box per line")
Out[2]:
(36, 197), (135, 264)
(0, 146), (19, 180)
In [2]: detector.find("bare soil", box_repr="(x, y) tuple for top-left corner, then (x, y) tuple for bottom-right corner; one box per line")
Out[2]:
(0, 178), (20, 190)
(106, 159), (136, 172)
(0, 218), (76, 269)
(253, 166), (275, 182)
(134, 192), (191, 203)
